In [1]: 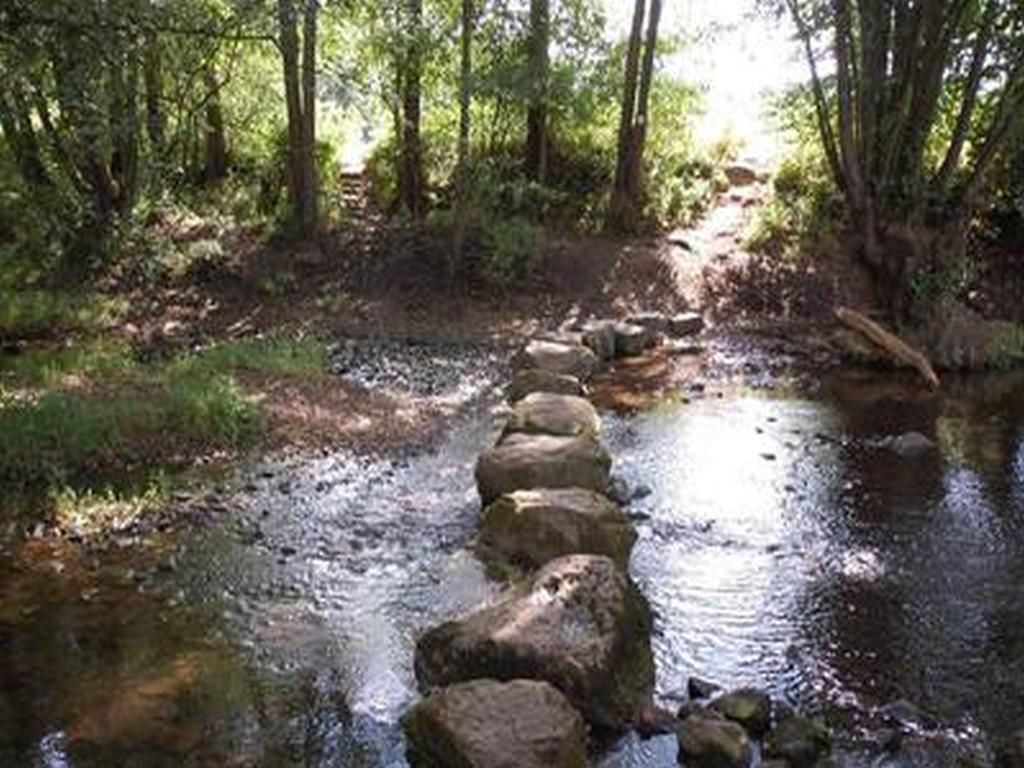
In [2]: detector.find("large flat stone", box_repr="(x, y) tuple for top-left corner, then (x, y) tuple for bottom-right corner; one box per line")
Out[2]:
(479, 487), (635, 569)
(475, 433), (611, 504)
(415, 554), (654, 729)
(503, 392), (600, 440)
(513, 340), (598, 381)
(403, 679), (588, 768)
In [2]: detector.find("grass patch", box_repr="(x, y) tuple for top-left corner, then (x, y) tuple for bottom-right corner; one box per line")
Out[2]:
(0, 289), (126, 339)
(0, 334), (327, 485)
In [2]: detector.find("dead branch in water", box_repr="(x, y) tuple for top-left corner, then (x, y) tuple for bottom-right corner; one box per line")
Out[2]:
(835, 306), (940, 390)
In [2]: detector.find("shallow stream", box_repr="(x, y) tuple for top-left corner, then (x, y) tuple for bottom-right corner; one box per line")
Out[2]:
(2, 367), (1023, 767)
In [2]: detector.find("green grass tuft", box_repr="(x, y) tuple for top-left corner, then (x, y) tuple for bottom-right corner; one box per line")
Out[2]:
(0, 334), (325, 485)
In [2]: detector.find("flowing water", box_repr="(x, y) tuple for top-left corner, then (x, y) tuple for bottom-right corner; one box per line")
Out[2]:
(2, 369), (1024, 767)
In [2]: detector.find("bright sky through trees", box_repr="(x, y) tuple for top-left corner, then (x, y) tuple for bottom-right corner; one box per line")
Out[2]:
(605, 0), (805, 163)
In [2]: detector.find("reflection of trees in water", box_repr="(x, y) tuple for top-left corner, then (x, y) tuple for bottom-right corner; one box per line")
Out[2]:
(796, 371), (1024, 747)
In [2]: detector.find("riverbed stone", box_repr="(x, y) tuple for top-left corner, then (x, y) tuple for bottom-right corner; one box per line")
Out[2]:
(724, 164), (759, 186)
(998, 731), (1024, 768)
(513, 340), (598, 381)
(507, 369), (584, 402)
(677, 711), (751, 768)
(579, 320), (617, 361)
(503, 392), (601, 440)
(886, 432), (936, 459)
(479, 487), (636, 570)
(687, 677), (722, 700)
(709, 688), (772, 737)
(670, 312), (705, 337)
(403, 679), (588, 768)
(764, 714), (831, 768)
(414, 554), (655, 729)
(613, 322), (653, 357)
(475, 433), (612, 504)
(626, 312), (670, 337)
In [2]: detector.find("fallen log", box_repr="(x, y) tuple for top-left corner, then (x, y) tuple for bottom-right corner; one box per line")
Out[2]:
(835, 306), (940, 390)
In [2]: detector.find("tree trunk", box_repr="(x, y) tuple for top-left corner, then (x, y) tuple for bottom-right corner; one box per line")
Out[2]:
(399, 0), (424, 217)
(607, 0), (654, 231)
(202, 66), (228, 183)
(277, 0), (317, 238)
(0, 87), (51, 189)
(299, 0), (318, 234)
(524, 0), (549, 185)
(452, 0), (474, 274)
(143, 26), (165, 160)
(624, 0), (661, 203)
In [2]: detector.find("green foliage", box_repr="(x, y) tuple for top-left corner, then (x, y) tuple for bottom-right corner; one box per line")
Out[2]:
(0, 335), (326, 484)
(0, 290), (125, 339)
(745, 86), (845, 255)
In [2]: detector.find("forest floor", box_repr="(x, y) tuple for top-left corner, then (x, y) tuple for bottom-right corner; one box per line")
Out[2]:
(0, 178), (844, 516)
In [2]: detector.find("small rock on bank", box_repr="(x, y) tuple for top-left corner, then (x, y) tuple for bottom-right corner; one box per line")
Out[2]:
(403, 678), (588, 768)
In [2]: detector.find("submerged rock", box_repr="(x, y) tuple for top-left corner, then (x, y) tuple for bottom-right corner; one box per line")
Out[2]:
(626, 312), (670, 337)
(513, 340), (598, 381)
(507, 369), (584, 402)
(579, 320), (617, 361)
(687, 676), (722, 701)
(677, 711), (751, 768)
(709, 688), (772, 737)
(479, 487), (636, 570)
(475, 433), (612, 504)
(764, 714), (831, 768)
(885, 432), (936, 458)
(670, 312), (705, 337)
(998, 731), (1024, 768)
(414, 554), (654, 729)
(403, 679), (588, 768)
(877, 698), (940, 733)
(613, 322), (653, 357)
(503, 392), (601, 440)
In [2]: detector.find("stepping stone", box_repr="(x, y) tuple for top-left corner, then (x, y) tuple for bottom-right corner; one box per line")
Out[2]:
(415, 554), (654, 729)
(507, 369), (584, 402)
(669, 312), (705, 337)
(403, 679), (588, 768)
(475, 433), (611, 504)
(513, 339), (598, 381)
(479, 487), (635, 569)
(613, 322), (652, 357)
(504, 392), (600, 440)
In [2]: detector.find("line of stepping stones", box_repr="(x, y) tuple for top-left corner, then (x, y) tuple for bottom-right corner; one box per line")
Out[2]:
(403, 312), (832, 768)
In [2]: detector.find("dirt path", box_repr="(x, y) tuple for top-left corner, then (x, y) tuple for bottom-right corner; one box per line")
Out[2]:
(662, 181), (769, 317)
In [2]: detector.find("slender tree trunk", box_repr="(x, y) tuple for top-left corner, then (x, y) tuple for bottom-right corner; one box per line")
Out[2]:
(400, 0), (424, 217)
(202, 66), (228, 183)
(143, 27), (165, 160)
(299, 0), (318, 233)
(608, 0), (660, 232)
(452, 0), (474, 274)
(524, 0), (549, 184)
(624, 0), (661, 202)
(0, 87), (51, 189)
(277, 0), (317, 237)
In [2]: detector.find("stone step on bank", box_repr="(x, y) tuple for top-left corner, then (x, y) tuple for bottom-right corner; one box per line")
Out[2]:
(403, 312), (707, 768)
